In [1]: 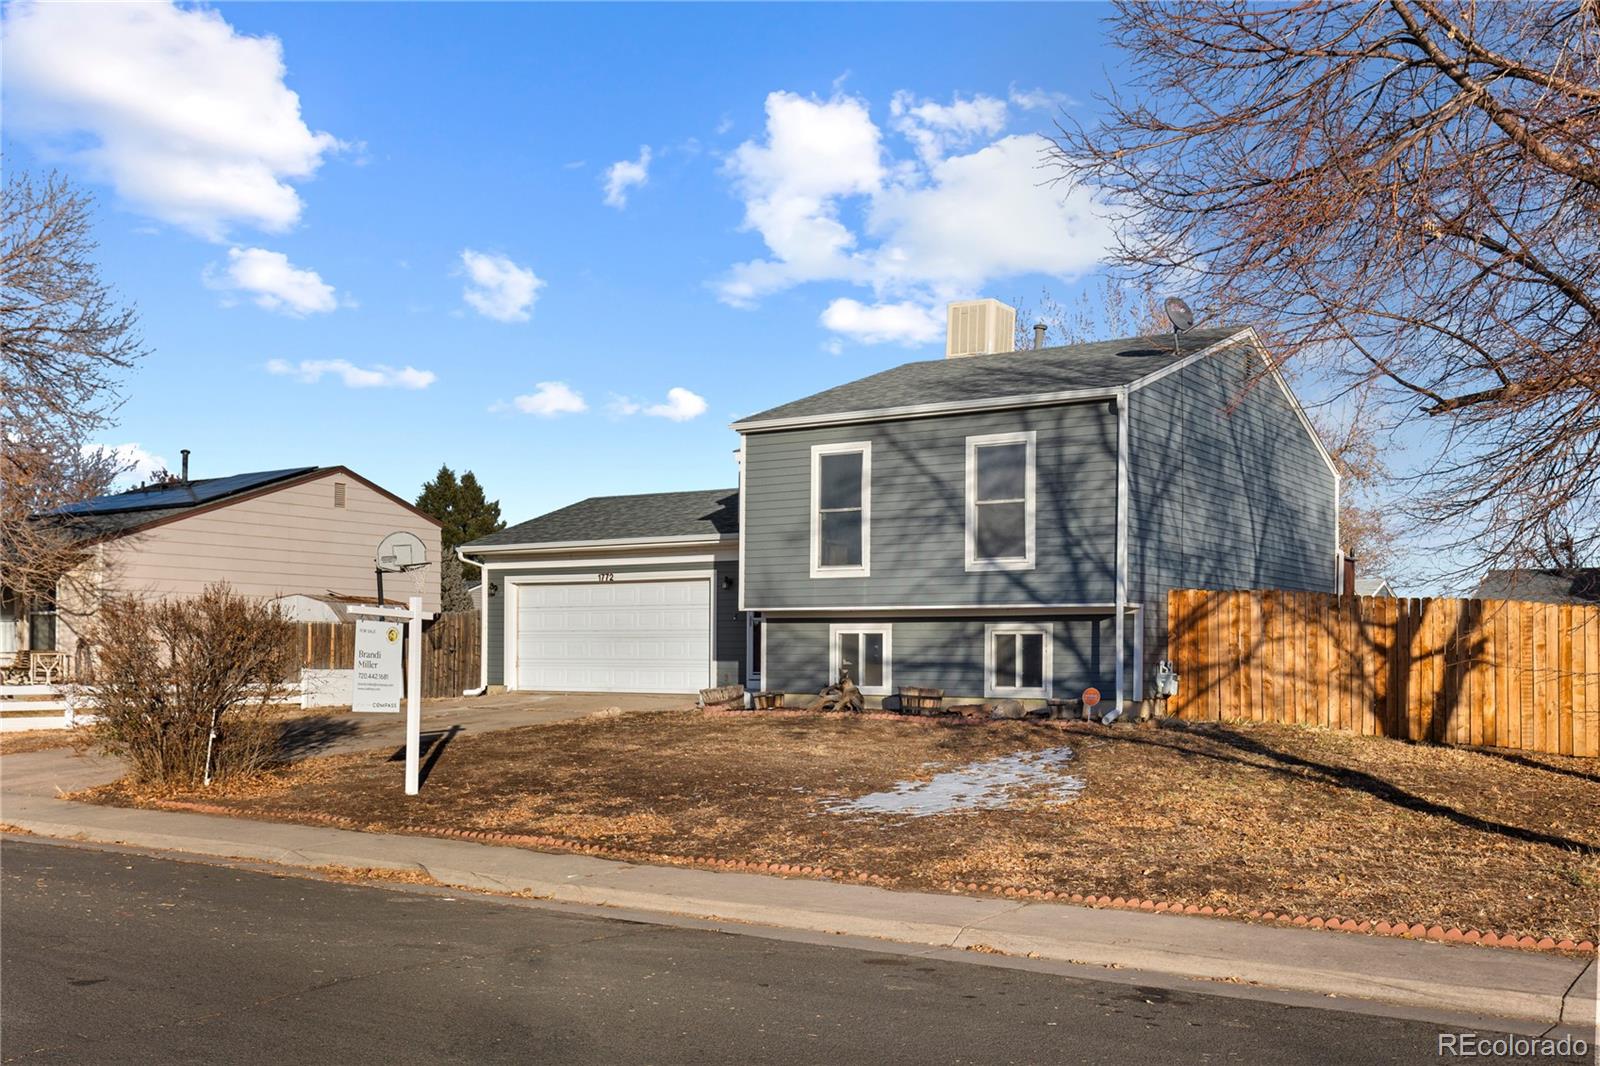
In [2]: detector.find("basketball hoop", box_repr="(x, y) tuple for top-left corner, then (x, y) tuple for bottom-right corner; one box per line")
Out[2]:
(374, 531), (429, 605)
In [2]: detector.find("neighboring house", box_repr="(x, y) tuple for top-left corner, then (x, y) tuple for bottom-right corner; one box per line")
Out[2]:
(2, 465), (441, 670)
(1473, 568), (1600, 605)
(461, 304), (1340, 709)
(1354, 576), (1396, 598)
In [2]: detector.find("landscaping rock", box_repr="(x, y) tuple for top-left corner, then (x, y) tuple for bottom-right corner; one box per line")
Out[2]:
(990, 699), (1026, 720)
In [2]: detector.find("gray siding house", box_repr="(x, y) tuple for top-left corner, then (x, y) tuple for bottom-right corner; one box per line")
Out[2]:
(461, 315), (1339, 711)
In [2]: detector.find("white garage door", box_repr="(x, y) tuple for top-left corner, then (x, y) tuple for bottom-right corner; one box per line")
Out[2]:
(514, 579), (712, 693)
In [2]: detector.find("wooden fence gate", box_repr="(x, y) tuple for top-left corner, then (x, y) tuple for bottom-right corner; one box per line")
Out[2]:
(1167, 589), (1599, 758)
(295, 613), (480, 700)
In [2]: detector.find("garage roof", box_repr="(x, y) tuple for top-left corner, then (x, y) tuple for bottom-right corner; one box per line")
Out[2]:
(732, 328), (1244, 429)
(463, 488), (739, 551)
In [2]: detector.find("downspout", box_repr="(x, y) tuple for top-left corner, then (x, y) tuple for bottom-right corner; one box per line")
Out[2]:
(1105, 388), (1130, 725)
(455, 546), (488, 697)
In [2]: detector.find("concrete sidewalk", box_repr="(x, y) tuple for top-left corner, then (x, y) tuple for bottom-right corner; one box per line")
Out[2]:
(2, 746), (1593, 1035)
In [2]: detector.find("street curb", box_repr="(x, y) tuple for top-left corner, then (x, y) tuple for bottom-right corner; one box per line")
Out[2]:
(3, 807), (1593, 1031)
(147, 798), (1597, 958)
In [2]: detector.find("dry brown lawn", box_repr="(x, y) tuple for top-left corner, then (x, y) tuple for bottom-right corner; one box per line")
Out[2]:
(0, 728), (89, 755)
(86, 711), (1600, 942)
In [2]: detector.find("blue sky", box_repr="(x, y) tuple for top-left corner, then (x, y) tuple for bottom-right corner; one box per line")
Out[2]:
(3, 1), (1131, 525)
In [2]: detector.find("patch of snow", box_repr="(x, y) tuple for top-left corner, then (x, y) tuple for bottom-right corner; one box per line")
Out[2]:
(824, 747), (1085, 817)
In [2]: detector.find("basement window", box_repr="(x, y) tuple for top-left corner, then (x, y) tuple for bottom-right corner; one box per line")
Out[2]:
(810, 442), (871, 578)
(830, 623), (891, 696)
(966, 432), (1035, 571)
(985, 623), (1051, 699)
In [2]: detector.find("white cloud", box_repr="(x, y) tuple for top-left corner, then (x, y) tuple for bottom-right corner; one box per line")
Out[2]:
(820, 299), (944, 346)
(716, 88), (1111, 347)
(645, 387), (708, 421)
(3, 0), (340, 240)
(609, 387), (709, 421)
(459, 250), (544, 323)
(83, 442), (168, 483)
(866, 135), (1114, 292)
(1009, 85), (1073, 112)
(719, 91), (885, 306)
(266, 359), (435, 389)
(890, 91), (1008, 167)
(206, 247), (337, 315)
(502, 381), (587, 417)
(602, 146), (652, 209)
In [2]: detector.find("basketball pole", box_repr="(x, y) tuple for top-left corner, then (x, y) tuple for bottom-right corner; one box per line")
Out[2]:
(405, 594), (423, 796)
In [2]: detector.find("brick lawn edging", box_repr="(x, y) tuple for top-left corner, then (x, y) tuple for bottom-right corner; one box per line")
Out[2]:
(147, 797), (1595, 957)
(149, 800), (894, 886)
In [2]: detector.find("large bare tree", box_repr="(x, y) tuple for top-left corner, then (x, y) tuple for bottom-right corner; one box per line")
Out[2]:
(2, 172), (146, 600)
(1051, 1), (1600, 571)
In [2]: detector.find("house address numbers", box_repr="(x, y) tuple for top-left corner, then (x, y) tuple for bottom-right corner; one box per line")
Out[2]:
(597, 571), (615, 582)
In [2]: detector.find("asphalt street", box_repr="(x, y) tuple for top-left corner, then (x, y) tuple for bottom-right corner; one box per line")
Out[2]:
(0, 840), (1586, 1065)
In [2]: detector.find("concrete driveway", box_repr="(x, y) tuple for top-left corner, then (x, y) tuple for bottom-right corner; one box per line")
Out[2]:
(285, 690), (693, 759)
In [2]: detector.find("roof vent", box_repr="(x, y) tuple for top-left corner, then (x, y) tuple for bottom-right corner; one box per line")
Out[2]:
(946, 299), (1016, 359)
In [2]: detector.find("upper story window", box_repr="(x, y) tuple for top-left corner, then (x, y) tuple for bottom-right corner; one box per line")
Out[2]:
(810, 442), (871, 578)
(965, 431), (1036, 571)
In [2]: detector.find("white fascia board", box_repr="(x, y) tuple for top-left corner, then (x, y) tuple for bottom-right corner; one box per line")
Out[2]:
(477, 551), (735, 570)
(731, 386), (1122, 434)
(462, 534), (737, 557)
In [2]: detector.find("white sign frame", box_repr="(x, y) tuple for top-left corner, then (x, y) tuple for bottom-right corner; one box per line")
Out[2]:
(347, 596), (435, 795)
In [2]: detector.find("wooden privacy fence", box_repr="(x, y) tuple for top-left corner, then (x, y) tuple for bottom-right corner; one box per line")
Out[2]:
(1167, 589), (1600, 758)
(295, 613), (480, 700)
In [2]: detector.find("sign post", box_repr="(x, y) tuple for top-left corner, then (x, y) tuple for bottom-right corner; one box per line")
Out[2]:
(347, 595), (433, 795)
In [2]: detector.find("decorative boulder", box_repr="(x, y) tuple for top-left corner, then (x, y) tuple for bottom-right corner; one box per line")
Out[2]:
(991, 699), (1026, 720)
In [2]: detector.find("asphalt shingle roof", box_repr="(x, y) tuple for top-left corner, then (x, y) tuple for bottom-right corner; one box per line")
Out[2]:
(733, 327), (1246, 427)
(464, 488), (739, 550)
(1473, 568), (1600, 605)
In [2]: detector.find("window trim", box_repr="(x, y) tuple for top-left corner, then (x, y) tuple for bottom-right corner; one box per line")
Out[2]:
(828, 622), (892, 696)
(984, 622), (1052, 699)
(810, 441), (872, 579)
(965, 431), (1036, 572)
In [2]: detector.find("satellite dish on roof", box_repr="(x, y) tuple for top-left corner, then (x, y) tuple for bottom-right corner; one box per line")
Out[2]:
(376, 530), (428, 573)
(1163, 296), (1195, 333)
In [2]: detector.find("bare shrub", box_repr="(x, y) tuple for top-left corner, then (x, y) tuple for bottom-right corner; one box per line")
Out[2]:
(85, 585), (298, 787)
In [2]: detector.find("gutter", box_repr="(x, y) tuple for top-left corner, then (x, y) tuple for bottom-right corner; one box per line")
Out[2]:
(1105, 388), (1130, 725)
(455, 546), (489, 696)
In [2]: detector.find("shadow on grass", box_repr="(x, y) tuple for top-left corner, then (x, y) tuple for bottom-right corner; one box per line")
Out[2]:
(387, 725), (461, 789)
(275, 715), (362, 762)
(1105, 724), (1599, 856)
(1471, 748), (1600, 786)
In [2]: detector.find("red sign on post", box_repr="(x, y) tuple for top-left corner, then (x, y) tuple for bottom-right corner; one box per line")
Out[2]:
(1082, 687), (1101, 708)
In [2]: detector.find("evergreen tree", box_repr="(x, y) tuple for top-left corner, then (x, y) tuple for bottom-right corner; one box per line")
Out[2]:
(416, 465), (505, 610)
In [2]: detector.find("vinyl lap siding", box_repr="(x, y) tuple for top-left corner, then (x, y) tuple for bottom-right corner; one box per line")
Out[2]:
(742, 403), (1118, 609)
(764, 615), (1117, 701)
(99, 472), (442, 614)
(1126, 343), (1338, 679)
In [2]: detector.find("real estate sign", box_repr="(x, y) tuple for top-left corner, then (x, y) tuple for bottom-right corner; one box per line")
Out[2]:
(353, 619), (403, 713)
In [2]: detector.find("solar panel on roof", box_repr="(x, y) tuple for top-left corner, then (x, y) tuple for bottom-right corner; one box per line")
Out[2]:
(49, 467), (317, 516)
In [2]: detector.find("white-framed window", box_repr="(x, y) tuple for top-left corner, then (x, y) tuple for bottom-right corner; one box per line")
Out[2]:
(828, 623), (892, 696)
(810, 442), (871, 578)
(965, 431), (1036, 571)
(985, 622), (1052, 699)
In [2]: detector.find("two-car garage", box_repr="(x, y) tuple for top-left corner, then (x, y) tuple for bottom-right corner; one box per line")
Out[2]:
(461, 485), (744, 696)
(511, 577), (714, 694)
